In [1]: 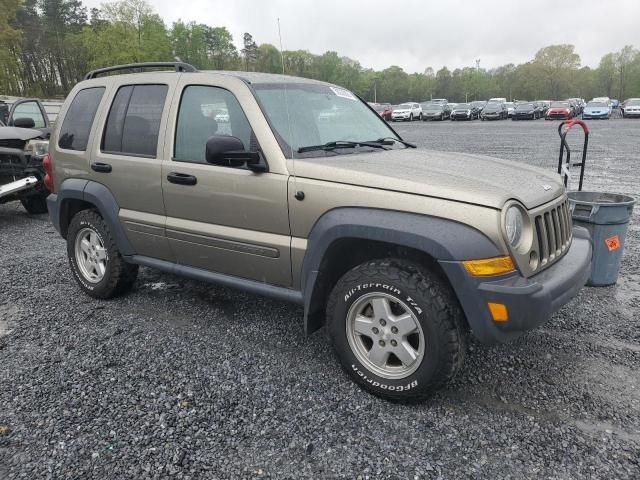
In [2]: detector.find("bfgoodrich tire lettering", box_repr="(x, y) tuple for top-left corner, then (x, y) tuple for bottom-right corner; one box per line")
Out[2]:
(326, 259), (466, 402)
(67, 209), (138, 299)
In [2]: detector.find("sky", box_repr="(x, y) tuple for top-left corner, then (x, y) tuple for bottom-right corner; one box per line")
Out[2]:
(83, 0), (640, 73)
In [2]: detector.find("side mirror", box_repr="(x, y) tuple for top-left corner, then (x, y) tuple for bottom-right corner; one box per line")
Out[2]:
(13, 117), (35, 129)
(205, 134), (266, 172)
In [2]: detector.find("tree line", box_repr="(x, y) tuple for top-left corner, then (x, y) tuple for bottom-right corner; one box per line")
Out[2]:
(2, 0), (640, 103)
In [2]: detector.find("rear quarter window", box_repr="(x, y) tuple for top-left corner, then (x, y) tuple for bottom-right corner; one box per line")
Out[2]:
(58, 87), (105, 151)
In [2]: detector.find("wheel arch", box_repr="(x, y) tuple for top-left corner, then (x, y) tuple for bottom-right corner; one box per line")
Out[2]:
(50, 179), (135, 255)
(301, 208), (501, 335)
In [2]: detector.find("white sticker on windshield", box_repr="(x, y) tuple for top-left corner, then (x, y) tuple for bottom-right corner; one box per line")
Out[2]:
(330, 86), (357, 101)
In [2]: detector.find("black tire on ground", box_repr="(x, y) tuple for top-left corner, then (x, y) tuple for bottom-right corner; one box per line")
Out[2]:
(20, 194), (49, 214)
(326, 258), (466, 402)
(67, 209), (138, 299)
(409, 114), (413, 122)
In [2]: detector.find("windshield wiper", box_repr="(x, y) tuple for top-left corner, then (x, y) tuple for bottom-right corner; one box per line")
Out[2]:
(297, 140), (388, 154)
(370, 137), (417, 148)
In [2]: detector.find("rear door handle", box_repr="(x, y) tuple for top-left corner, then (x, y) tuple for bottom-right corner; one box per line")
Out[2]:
(91, 162), (112, 173)
(167, 172), (197, 186)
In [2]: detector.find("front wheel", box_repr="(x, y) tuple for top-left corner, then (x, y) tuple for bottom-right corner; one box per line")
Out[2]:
(409, 114), (413, 122)
(326, 259), (466, 402)
(67, 209), (138, 299)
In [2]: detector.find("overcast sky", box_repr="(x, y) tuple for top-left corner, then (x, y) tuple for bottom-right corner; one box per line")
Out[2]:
(83, 0), (640, 73)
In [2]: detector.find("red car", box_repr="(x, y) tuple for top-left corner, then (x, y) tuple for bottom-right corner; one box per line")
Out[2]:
(369, 103), (393, 121)
(545, 101), (574, 120)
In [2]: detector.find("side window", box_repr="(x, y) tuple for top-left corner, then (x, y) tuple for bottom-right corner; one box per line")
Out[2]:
(58, 87), (105, 151)
(174, 85), (254, 164)
(101, 84), (168, 157)
(11, 101), (46, 128)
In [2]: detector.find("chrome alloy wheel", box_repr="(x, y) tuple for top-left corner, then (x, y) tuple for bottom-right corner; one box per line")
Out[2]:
(74, 227), (107, 283)
(346, 293), (425, 379)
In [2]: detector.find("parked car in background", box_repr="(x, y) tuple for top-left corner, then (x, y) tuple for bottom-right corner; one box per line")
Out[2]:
(545, 101), (574, 120)
(0, 98), (51, 213)
(535, 101), (551, 115)
(481, 102), (507, 120)
(611, 99), (620, 109)
(566, 98), (583, 115)
(450, 103), (477, 121)
(391, 102), (422, 121)
(370, 103), (393, 121)
(421, 102), (450, 121)
(470, 100), (487, 114)
(622, 99), (640, 118)
(582, 101), (611, 120)
(504, 102), (515, 117)
(446, 103), (458, 112)
(512, 102), (540, 120)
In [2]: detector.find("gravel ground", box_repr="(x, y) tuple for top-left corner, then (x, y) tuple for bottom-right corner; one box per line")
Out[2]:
(1, 118), (639, 479)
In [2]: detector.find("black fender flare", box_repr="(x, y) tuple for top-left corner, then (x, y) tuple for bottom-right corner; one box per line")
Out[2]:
(301, 207), (502, 334)
(48, 179), (135, 255)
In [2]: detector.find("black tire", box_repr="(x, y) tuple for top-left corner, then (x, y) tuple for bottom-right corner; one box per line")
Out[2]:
(20, 194), (48, 214)
(409, 113), (413, 122)
(67, 209), (138, 299)
(326, 259), (466, 402)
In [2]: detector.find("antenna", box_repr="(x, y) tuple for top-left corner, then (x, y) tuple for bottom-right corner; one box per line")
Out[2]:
(277, 18), (301, 200)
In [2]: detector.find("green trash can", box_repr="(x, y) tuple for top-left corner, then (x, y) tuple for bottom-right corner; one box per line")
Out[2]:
(568, 192), (635, 286)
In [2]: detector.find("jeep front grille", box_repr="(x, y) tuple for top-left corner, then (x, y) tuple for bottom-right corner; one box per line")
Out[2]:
(533, 199), (572, 269)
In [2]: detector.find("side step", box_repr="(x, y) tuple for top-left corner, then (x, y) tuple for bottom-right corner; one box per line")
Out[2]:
(0, 176), (39, 200)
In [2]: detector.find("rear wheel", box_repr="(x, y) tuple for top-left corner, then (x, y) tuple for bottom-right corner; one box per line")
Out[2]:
(67, 209), (138, 299)
(20, 194), (48, 214)
(326, 259), (466, 402)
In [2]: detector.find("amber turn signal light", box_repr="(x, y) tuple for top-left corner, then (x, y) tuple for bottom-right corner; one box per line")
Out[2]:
(463, 256), (516, 276)
(487, 302), (509, 322)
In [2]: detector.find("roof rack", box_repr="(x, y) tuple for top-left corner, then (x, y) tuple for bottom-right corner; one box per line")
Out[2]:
(84, 62), (197, 80)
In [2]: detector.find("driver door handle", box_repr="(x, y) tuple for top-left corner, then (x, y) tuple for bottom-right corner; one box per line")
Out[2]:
(167, 172), (197, 186)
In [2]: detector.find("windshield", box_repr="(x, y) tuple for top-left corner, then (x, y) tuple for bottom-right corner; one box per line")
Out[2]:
(455, 104), (470, 109)
(395, 104), (412, 110)
(516, 103), (533, 110)
(627, 100), (640, 106)
(504, 102), (514, 107)
(484, 103), (501, 110)
(371, 104), (385, 112)
(551, 102), (569, 108)
(587, 102), (606, 107)
(253, 83), (399, 158)
(422, 103), (442, 111)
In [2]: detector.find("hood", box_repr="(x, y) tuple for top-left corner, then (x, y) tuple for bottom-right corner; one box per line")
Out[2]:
(393, 109), (411, 113)
(548, 107), (570, 113)
(293, 148), (564, 210)
(584, 106), (607, 112)
(0, 126), (44, 142)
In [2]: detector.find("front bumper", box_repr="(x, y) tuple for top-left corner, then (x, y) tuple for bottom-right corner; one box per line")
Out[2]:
(546, 112), (570, 120)
(439, 226), (592, 343)
(583, 112), (608, 119)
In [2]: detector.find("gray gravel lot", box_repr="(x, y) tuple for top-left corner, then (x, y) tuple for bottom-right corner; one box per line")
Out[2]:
(1, 118), (639, 479)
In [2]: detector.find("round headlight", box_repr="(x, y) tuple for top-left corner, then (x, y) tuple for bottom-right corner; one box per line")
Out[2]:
(505, 206), (524, 247)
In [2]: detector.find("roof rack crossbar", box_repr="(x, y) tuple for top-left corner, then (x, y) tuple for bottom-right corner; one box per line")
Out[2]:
(84, 62), (197, 80)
